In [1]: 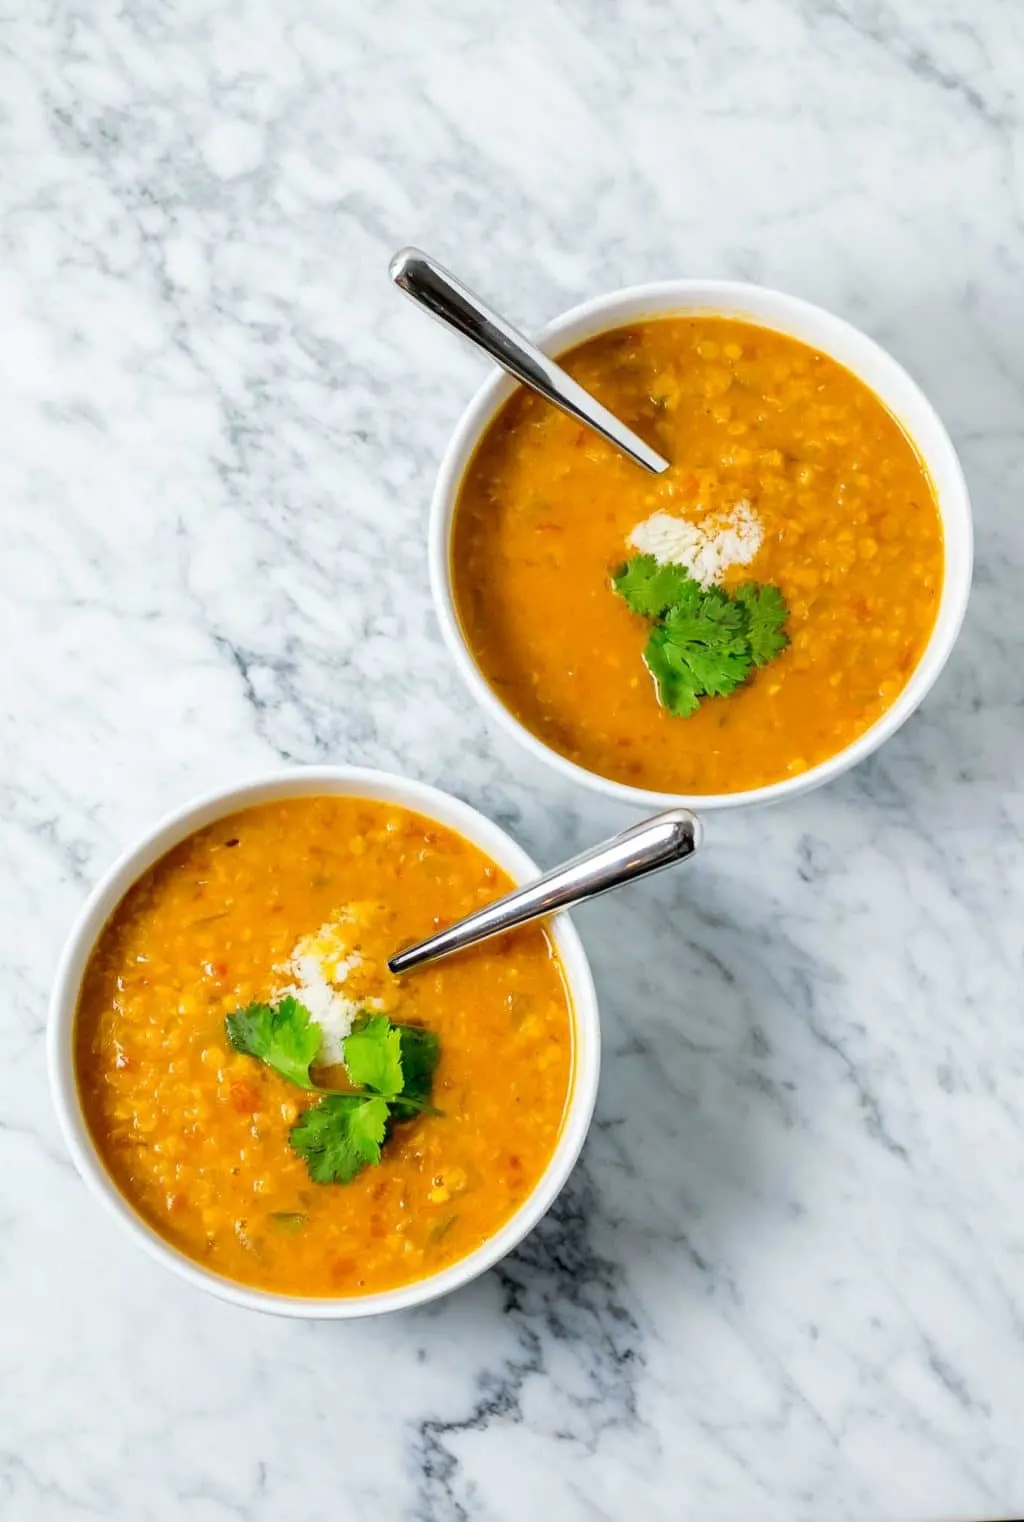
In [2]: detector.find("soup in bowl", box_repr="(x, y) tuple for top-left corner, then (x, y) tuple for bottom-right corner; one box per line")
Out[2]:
(49, 769), (600, 1317)
(432, 281), (972, 809)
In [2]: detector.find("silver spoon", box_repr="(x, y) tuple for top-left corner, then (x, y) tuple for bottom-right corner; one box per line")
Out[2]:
(388, 808), (700, 974)
(389, 247), (671, 476)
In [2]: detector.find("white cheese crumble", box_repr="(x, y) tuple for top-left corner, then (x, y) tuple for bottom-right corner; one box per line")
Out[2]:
(628, 500), (763, 586)
(274, 917), (363, 1067)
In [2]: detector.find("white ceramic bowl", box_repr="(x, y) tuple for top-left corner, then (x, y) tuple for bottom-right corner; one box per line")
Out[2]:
(48, 767), (600, 1319)
(430, 279), (973, 810)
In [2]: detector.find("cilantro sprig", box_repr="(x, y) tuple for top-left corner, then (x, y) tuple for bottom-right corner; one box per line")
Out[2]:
(225, 995), (322, 1089)
(290, 1093), (391, 1185)
(612, 554), (789, 717)
(733, 582), (790, 667)
(224, 1000), (440, 1186)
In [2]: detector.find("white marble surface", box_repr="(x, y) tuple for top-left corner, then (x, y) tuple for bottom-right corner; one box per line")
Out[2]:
(3, 1), (1024, 1517)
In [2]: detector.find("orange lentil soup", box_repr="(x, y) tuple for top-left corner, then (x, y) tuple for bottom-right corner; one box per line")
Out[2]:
(452, 316), (944, 793)
(75, 796), (574, 1297)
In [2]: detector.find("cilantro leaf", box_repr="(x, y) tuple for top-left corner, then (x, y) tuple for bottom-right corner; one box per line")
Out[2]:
(226, 997), (444, 1185)
(342, 1014), (404, 1097)
(663, 582), (746, 637)
(679, 640), (751, 697)
(290, 1093), (390, 1184)
(342, 1014), (440, 1115)
(661, 599), (752, 697)
(612, 553), (790, 718)
(391, 1024), (441, 1119)
(225, 996), (322, 1090)
(643, 628), (702, 717)
(612, 555), (701, 619)
(733, 582), (790, 666)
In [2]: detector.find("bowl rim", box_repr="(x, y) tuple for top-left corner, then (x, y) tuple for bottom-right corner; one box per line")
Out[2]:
(48, 765), (601, 1319)
(429, 277), (974, 811)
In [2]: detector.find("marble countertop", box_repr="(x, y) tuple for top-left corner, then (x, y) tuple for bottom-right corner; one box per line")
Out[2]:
(4, 2), (1024, 1517)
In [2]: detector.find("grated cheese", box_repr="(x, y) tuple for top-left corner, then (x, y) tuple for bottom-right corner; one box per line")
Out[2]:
(628, 500), (763, 586)
(274, 916), (363, 1066)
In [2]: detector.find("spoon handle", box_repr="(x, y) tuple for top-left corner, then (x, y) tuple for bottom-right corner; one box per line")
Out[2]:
(389, 247), (670, 476)
(388, 808), (700, 975)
